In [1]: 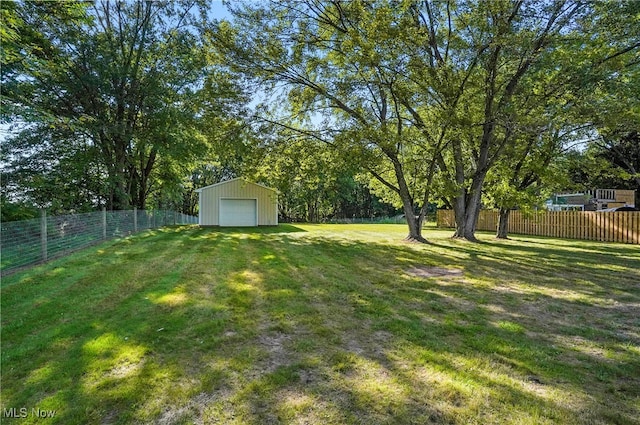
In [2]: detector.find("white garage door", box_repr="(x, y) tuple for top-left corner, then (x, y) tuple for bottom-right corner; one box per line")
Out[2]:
(219, 199), (257, 226)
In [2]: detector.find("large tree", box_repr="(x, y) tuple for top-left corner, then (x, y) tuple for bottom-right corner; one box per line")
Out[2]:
(562, 0), (640, 203)
(1, 0), (226, 211)
(401, 0), (593, 240)
(212, 0), (444, 241)
(213, 0), (605, 241)
(485, 0), (640, 236)
(485, 123), (583, 239)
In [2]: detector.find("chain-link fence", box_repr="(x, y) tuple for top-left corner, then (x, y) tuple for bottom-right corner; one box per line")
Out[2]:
(1, 209), (197, 275)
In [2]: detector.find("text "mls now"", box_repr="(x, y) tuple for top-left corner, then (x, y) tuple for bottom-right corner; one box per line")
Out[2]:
(3, 408), (57, 418)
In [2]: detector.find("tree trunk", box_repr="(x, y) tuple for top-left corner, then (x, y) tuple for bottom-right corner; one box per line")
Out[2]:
(401, 198), (425, 242)
(496, 208), (511, 239)
(137, 148), (157, 210)
(371, 149), (429, 242)
(111, 170), (130, 210)
(451, 172), (486, 242)
(452, 190), (467, 238)
(110, 139), (131, 210)
(138, 183), (147, 210)
(452, 199), (481, 241)
(391, 156), (427, 242)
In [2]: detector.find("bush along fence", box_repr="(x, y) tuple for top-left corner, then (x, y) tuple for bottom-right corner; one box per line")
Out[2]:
(437, 209), (640, 244)
(1, 209), (197, 275)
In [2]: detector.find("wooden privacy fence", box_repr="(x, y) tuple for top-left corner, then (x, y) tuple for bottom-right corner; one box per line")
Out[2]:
(436, 210), (640, 244)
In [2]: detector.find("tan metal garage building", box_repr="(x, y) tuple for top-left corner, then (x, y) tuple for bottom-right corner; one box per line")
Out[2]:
(196, 178), (278, 226)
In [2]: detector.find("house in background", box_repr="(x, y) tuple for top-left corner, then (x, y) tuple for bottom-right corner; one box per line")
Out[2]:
(196, 178), (278, 226)
(546, 189), (636, 211)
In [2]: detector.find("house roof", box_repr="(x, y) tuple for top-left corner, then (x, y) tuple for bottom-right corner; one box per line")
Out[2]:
(195, 177), (277, 193)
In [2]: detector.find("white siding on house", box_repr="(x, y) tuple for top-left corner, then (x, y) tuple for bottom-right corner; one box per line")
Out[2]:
(196, 178), (278, 226)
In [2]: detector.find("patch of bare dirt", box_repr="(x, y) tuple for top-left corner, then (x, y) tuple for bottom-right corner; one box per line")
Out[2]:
(257, 332), (292, 371)
(405, 266), (464, 278)
(156, 392), (219, 425)
(104, 361), (142, 379)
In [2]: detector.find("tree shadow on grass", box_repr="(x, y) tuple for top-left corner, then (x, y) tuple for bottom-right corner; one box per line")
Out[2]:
(1, 226), (638, 424)
(236, 233), (640, 423)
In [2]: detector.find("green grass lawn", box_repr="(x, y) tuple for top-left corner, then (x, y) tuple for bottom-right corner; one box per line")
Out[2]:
(1, 224), (639, 424)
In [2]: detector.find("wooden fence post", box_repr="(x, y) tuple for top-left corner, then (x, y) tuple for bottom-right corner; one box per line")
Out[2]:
(40, 209), (47, 261)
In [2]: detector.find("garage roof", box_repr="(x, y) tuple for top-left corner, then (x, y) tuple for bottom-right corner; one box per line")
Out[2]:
(195, 178), (277, 193)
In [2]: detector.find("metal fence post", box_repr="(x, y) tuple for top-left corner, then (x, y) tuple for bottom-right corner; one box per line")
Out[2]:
(102, 207), (107, 239)
(40, 209), (47, 261)
(134, 207), (138, 232)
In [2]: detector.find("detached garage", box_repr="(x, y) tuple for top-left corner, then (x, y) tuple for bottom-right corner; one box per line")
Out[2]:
(196, 178), (278, 227)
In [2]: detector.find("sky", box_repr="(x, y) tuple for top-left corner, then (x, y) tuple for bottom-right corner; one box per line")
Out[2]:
(208, 0), (232, 21)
